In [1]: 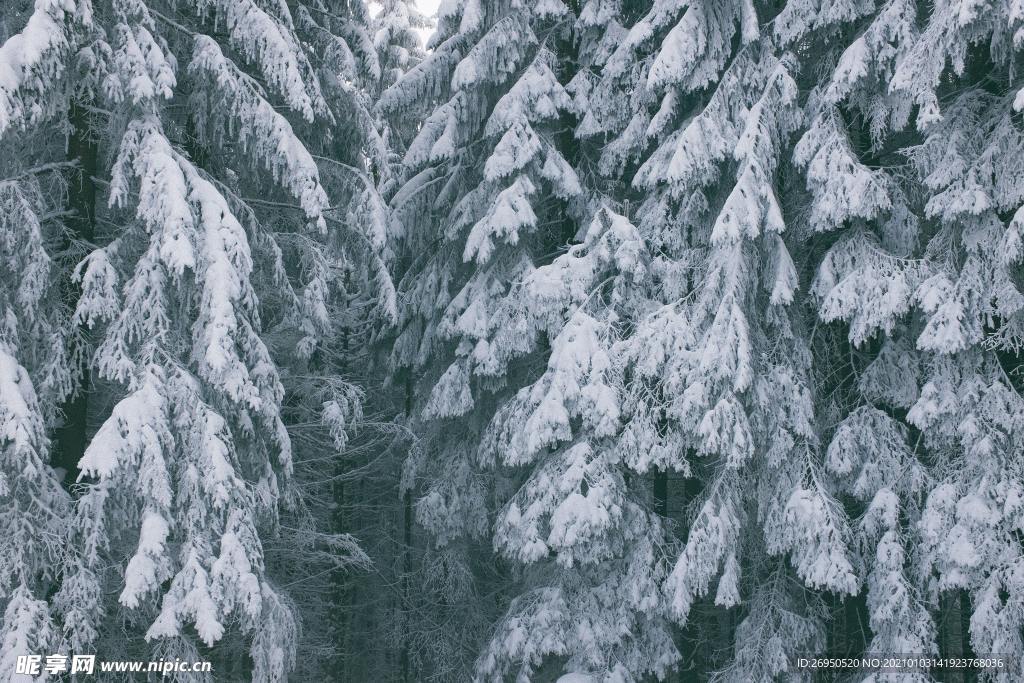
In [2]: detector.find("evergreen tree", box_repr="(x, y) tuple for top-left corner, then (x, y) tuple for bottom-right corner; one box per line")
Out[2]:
(380, 1), (607, 678)
(0, 166), (77, 683)
(374, 0), (429, 93)
(0, 0), (390, 679)
(0, 0), (96, 673)
(819, 0), (1024, 670)
(386, 0), (1024, 680)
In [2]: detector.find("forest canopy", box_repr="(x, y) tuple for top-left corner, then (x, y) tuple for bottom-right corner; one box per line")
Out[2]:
(1, 0), (1024, 681)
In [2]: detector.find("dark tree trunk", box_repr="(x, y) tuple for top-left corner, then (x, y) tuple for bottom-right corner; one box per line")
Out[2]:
(401, 375), (414, 683)
(654, 469), (668, 518)
(939, 591), (977, 683)
(676, 471), (704, 682)
(54, 100), (97, 481)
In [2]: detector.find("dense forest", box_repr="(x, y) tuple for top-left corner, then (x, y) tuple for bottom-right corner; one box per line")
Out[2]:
(2, 0), (1024, 681)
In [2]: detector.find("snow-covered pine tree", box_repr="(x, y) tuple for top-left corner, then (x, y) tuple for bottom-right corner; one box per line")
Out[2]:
(473, 204), (683, 681)
(0, 0), (94, 674)
(374, 0), (429, 94)
(810, 0), (1024, 672)
(1, 0), (391, 679)
(253, 5), (394, 678)
(372, 0), (430, 181)
(586, 2), (862, 678)
(544, 2), (863, 679)
(380, 1), (635, 678)
(466, 1), (699, 678)
(467, 0), (1024, 676)
(791, 1), (940, 673)
(382, 0), (862, 678)
(0, 160), (77, 683)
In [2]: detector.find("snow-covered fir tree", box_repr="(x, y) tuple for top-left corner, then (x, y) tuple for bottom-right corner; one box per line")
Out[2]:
(1, 0), (96, 675)
(0, 0), (390, 680)
(379, 1), (626, 678)
(0, 150), (77, 683)
(384, 0), (1024, 681)
(374, 0), (431, 182)
(374, 0), (429, 93)
(819, 0), (1024, 672)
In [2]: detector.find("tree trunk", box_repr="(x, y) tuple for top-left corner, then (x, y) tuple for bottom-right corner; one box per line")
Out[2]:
(677, 471), (705, 681)
(54, 100), (97, 481)
(654, 469), (668, 518)
(940, 591), (975, 683)
(401, 375), (414, 683)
